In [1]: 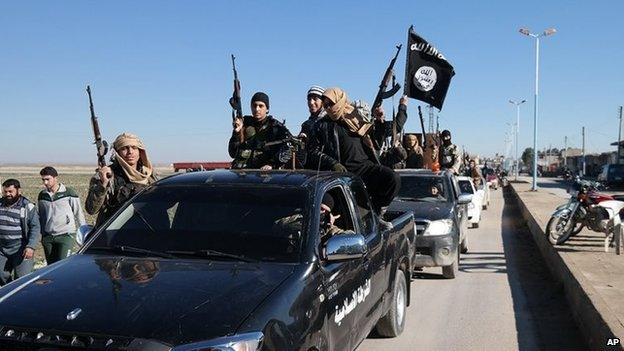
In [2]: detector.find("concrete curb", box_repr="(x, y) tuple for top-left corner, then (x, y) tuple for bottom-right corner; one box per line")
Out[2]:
(508, 184), (624, 351)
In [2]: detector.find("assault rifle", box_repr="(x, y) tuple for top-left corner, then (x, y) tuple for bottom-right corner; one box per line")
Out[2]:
(264, 135), (305, 170)
(372, 44), (402, 112)
(86, 85), (109, 169)
(229, 54), (243, 121)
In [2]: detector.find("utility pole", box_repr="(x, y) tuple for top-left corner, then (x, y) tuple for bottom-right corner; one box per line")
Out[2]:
(564, 136), (568, 167)
(582, 126), (586, 176)
(618, 106), (623, 164)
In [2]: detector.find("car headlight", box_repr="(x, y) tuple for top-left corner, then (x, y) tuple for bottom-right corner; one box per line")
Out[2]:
(423, 219), (453, 236)
(172, 332), (263, 351)
(468, 203), (475, 209)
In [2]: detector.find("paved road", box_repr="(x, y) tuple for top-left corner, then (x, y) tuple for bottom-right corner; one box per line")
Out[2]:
(358, 186), (586, 351)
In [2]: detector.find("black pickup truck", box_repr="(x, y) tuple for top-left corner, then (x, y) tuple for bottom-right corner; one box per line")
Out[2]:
(0, 170), (415, 351)
(389, 169), (471, 279)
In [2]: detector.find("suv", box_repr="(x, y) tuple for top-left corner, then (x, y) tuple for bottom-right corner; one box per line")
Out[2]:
(597, 164), (624, 188)
(388, 170), (471, 279)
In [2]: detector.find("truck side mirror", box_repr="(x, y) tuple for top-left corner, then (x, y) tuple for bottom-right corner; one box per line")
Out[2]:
(324, 233), (367, 261)
(458, 194), (473, 205)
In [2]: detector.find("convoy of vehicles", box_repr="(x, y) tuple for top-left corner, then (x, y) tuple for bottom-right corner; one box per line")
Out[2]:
(0, 166), (499, 350)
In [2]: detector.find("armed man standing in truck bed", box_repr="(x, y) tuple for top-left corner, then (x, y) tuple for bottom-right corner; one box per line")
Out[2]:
(307, 87), (400, 216)
(229, 92), (294, 170)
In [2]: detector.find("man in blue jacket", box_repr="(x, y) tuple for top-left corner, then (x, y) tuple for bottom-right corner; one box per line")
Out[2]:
(0, 179), (41, 285)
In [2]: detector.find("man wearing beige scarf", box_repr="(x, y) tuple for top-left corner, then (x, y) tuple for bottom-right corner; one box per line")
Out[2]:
(86, 133), (156, 226)
(307, 87), (400, 216)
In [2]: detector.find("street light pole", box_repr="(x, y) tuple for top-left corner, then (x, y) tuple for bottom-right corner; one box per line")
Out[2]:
(519, 27), (556, 191)
(509, 99), (526, 181)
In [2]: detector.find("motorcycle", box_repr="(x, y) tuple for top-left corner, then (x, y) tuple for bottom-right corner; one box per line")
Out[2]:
(546, 177), (624, 251)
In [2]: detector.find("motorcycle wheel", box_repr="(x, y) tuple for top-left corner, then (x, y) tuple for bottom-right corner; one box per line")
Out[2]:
(546, 215), (575, 245)
(570, 221), (584, 236)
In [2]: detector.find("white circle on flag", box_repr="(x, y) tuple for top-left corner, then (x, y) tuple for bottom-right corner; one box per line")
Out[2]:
(413, 66), (437, 92)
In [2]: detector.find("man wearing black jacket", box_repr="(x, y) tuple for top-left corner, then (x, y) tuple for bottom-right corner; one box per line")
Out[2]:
(229, 92), (292, 170)
(307, 87), (400, 215)
(372, 95), (409, 151)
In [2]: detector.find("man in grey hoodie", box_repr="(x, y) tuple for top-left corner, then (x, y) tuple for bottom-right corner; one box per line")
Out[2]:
(38, 166), (87, 264)
(0, 179), (40, 285)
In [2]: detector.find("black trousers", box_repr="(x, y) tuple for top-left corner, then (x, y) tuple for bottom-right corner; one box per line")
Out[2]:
(357, 164), (401, 212)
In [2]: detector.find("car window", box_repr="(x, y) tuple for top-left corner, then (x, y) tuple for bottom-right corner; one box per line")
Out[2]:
(458, 180), (474, 194)
(87, 185), (308, 263)
(324, 186), (356, 233)
(349, 181), (375, 235)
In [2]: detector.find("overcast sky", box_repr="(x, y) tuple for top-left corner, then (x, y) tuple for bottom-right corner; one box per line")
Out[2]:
(1, 0), (623, 164)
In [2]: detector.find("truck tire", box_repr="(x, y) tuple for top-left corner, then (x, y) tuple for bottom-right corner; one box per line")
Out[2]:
(375, 269), (407, 337)
(442, 250), (459, 279)
(460, 236), (468, 254)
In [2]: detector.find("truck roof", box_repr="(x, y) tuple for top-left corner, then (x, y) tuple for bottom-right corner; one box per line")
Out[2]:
(157, 169), (349, 188)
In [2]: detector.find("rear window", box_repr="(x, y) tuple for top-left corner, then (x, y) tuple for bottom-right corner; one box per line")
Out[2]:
(458, 180), (474, 194)
(87, 185), (308, 263)
(397, 176), (449, 202)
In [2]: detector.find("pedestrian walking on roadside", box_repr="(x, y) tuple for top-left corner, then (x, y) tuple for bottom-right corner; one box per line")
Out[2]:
(86, 132), (156, 226)
(38, 166), (87, 264)
(0, 179), (40, 285)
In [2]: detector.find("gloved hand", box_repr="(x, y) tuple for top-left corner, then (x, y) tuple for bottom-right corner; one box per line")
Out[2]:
(332, 163), (347, 172)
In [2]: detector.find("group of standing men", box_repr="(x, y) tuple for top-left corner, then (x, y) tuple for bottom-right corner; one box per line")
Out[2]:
(0, 169), (86, 285)
(0, 133), (156, 285)
(228, 85), (462, 213)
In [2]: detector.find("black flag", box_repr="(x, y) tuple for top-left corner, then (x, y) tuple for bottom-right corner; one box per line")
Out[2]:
(404, 26), (455, 110)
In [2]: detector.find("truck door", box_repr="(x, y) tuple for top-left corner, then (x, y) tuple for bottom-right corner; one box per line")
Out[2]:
(318, 186), (361, 351)
(347, 179), (386, 342)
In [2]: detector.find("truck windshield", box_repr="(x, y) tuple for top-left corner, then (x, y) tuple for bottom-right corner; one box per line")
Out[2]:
(397, 176), (448, 202)
(86, 185), (308, 263)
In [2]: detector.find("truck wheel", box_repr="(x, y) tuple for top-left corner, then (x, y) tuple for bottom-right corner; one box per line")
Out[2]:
(460, 236), (468, 254)
(375, 269), (407, 337)
(442, 251), (459, 279)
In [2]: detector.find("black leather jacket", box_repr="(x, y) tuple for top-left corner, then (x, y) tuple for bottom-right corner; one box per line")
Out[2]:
(307, 118), (379, 171)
